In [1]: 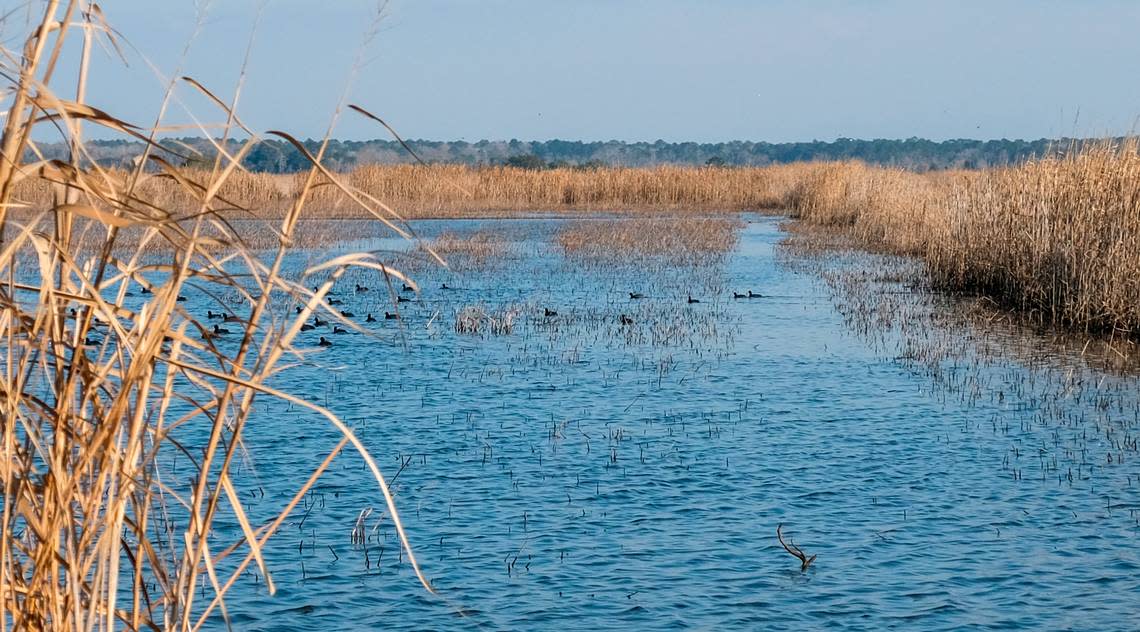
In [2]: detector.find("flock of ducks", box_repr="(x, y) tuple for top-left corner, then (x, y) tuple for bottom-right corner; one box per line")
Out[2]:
(78, 282), (766, 350)
(537, 289), (765, 327)
(197, 281), (427, 348)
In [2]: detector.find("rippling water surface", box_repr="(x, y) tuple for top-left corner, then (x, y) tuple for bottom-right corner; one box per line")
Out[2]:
(200, 217), (1140, 630)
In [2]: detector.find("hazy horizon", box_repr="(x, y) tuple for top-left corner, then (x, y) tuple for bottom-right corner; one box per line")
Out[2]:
(16, 1), (1140, 144)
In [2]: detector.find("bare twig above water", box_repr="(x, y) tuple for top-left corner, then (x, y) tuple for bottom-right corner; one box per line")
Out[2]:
(776, 524), (817, 572)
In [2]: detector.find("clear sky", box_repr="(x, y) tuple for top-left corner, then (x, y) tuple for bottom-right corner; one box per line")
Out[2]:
(18, 0), (1140, 143)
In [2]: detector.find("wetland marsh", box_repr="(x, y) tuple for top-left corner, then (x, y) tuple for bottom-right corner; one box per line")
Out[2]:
(193, 216), (1140, 630)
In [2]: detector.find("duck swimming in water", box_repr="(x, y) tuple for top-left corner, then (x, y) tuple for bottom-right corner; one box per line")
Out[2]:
(318, 336), (333, 347)
(366, 313), (377, 322)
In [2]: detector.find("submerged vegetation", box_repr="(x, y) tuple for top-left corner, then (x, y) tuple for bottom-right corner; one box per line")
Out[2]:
(557, 217), (742, 263)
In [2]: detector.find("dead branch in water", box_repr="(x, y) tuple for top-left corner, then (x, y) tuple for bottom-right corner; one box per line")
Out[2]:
(776, 524), (817, 571)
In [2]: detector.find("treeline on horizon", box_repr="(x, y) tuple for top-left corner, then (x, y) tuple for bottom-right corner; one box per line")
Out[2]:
(33, 136), (1105, 173)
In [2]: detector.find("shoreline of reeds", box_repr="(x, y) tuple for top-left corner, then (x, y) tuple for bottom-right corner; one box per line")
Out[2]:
(784, 140), (1140, 337)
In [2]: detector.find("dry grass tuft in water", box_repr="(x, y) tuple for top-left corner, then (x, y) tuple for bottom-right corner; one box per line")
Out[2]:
(422, 231), (510, 268)
(556, 216), (744, 263)
(455, 304), (519, 335)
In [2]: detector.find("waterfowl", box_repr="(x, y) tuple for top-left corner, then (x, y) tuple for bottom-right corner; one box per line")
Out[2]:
(318, 336), (333, 347)
(176, 295), (187, 302)
(687, 295), (700, 304)
(402, 283), (414, 292)
(296, 306), (305, 314)
(544, 308), (558, 317)
(140, 287), (152, 295)
(619, 314), (634, 326)
(629, 292), (645, 299)
(396, 296), (411, 303)
(313, 317), (328, 327)
(748, 290), (763, 298)
(340, 310), (355, 318)
(84, 337), (100, 346)
(733, 292), (747, 299)
(356, 284), (369, 293)
(207, 310), (224, 319)
(384, 312), (399, 320)
(366, 313), (377, 322)
(441, 283), (451, 290)
(300, 323), (315, 332)
(333, 326), (348, 334)
(223, 314), (242, 323)
(213, 324), (231, 335)
(328, 298), (344, 306)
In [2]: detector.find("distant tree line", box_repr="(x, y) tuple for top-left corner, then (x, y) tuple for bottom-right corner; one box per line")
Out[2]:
(33, 136), (1106, 173)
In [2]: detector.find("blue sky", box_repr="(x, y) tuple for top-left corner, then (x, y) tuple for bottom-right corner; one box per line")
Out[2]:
(20, 0), (1140, 142)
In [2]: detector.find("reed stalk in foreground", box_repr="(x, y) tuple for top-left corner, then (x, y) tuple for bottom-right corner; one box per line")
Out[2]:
(0, 3), (434, 629)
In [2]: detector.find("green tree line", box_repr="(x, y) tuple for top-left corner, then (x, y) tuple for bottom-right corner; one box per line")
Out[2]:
(34, 136), (1102, 173)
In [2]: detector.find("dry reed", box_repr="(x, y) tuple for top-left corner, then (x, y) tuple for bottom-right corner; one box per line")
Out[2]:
(12, 164), (805, 218)
(787, 143), (1140, 335)
(0, 4), (432, 630)
(557, 217), (743, 263)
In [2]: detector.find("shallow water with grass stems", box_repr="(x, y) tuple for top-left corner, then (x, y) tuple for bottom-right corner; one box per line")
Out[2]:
(184, 216), (1140, 631)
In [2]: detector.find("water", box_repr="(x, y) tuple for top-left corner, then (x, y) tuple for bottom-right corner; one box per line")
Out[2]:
(193, 216), (1139, 630)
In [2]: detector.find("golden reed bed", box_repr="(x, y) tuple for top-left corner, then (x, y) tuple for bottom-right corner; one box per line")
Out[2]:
(785, 142), (1140, 335)
(11, 163), (802, 218)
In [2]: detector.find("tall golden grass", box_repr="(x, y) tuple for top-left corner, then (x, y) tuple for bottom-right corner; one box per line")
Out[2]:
(0, 3), (434, 629)
(12, 163), (805, 218)
(786, 143), (1140, 334)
